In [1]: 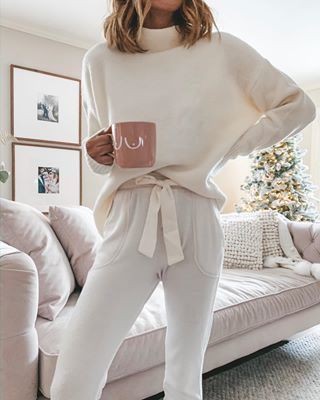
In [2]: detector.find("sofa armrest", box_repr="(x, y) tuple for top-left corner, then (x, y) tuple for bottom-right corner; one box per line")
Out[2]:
(287, 221), (320, 263)
(0, 243), (39, 400)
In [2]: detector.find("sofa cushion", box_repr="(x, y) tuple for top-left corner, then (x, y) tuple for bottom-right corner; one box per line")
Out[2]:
(221, 215), (264, 270)
(221, 210), (284, 270)
(0, 241), (22, 257)
(0, 198), (75, 320)
(258, 210), (284, 258)
(49, 205), (102, 287)
(36, 267), (320, 397)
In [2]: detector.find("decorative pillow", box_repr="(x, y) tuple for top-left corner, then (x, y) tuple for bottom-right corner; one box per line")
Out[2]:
(0, 198), (75, 320)
(221, 210), (283, 259)
(221, 215), (264, 270)
(256, 210), (284, 258)
(49, 205), (102, 287)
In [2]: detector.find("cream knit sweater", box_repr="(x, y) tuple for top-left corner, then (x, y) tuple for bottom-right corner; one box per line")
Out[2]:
(81, 25), (316, 236)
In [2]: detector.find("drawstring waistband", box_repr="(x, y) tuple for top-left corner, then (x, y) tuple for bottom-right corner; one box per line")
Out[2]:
(118, 174), (185, 266)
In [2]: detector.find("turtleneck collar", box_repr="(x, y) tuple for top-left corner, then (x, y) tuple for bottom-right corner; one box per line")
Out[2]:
(138, 25), (182, 53)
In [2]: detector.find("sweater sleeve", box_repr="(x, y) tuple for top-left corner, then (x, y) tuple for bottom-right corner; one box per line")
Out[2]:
(81, 55), (113, 175)
(221, 33), (317, 162)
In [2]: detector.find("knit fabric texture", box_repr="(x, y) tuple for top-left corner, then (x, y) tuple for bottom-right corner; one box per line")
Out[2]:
(221, 210), (285, 270)
(81, 25), (316, 236)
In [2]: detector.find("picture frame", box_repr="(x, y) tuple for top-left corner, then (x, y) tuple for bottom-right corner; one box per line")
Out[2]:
(10, 64), (81, 145)
(12, 142), (82, 212)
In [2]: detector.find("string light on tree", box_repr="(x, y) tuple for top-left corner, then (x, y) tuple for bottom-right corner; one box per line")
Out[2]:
(235, 132), (319, 222)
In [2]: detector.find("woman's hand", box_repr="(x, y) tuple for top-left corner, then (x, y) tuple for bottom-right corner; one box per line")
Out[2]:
(85, 126), (115, 166)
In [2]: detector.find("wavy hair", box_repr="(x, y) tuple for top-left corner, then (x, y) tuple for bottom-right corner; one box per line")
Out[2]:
(103, 0), (221, 53)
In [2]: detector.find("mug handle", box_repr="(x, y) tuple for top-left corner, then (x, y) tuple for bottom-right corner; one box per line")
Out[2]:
(106, 130), (115, 158)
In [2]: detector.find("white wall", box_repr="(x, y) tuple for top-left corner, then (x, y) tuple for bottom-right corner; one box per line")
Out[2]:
(0, 26), (107, 209)
(1, 26), (319, 215)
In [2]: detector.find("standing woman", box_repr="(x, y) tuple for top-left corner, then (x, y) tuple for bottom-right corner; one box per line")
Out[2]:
(51, 1), (316, 399)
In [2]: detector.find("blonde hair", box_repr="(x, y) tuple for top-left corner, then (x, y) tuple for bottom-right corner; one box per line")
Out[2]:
(103, 0), (221, 53)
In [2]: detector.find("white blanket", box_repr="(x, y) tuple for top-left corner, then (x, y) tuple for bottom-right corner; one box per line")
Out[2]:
(263, 214), (320, 280)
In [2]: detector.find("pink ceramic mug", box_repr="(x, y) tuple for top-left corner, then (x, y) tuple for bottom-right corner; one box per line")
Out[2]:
(111, 121), (156, 168)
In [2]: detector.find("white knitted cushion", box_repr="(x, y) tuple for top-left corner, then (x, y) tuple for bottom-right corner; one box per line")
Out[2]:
(257, 210), (284, 258)
(221, 210), (284, 270)
(223, 210), (283, 256)
(221, 215), (264, 270)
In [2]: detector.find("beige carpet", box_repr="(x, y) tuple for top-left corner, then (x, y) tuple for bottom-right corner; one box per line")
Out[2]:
(200, 324), (320, 400)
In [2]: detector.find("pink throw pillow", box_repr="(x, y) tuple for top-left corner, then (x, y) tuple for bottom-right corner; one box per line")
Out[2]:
(0, 198), (75, 320)
(48, 205), (101, 287)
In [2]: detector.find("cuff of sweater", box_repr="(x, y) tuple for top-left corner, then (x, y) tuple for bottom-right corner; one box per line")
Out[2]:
(82, 137), (113, 174)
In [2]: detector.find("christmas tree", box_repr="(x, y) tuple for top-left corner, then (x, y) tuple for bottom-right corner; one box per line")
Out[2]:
(235, 132), (319, 222)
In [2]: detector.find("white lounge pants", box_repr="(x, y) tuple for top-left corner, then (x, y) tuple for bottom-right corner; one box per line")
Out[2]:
(50, 177), (225, 400)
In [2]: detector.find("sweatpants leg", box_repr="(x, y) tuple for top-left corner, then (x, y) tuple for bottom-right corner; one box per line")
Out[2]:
(50, 258), (161, 400)
(50, 185), (224, 400)
(162, 188), (224, 400)
(162, 266), (220, 400)
(50, 189), (166, 400)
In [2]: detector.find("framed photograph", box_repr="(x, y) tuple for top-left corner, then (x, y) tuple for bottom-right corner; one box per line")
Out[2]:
(12, 142), (82, 212)
(11, 64), (81, 145)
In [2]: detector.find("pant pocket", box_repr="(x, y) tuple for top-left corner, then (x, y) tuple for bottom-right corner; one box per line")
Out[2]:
(192, 194), (225, 278)
(93, 190), (132, 270)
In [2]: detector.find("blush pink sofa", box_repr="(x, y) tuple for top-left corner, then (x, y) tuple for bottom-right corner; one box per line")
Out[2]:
(0, 219), (319, 400)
